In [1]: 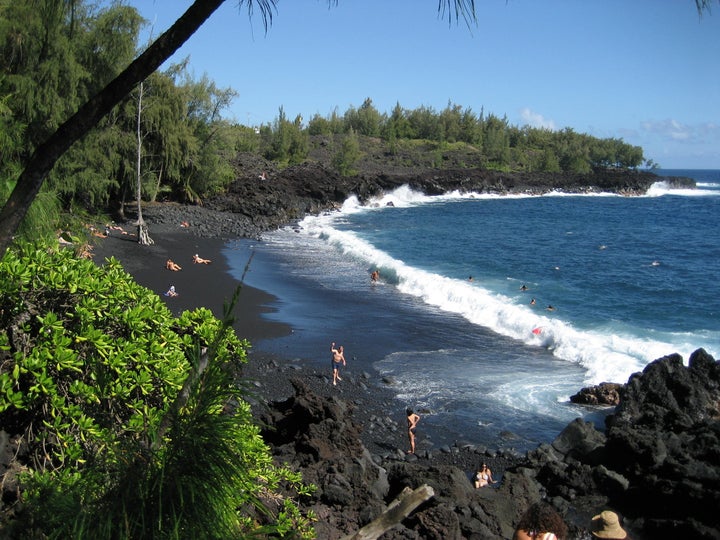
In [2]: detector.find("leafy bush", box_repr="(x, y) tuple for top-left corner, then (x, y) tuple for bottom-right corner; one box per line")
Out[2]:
(0, 242), (314, 538)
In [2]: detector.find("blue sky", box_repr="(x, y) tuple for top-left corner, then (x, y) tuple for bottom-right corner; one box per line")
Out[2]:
(128, 0), (720, 169)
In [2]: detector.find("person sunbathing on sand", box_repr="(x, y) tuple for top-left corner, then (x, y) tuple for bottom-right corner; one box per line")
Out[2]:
(164, 285), (178, 297)
(192, 254), (212, 264)
(166, 259), (182, 271)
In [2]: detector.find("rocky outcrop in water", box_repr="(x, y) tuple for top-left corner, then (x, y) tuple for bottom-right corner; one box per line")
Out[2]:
(570, 382), (623, 406)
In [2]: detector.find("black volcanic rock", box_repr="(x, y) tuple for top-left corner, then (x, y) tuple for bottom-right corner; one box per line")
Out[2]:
(204, 159), (670, 238)
(570, 382), (623, 406)
(520, 349), (720, 539)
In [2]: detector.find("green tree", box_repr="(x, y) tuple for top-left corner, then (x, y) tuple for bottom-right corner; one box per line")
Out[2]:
(264, 106), (308, 165)
(406, 104), (442, 140)
(439, 101), (463, 143)
(383, 101), (413, 143)
(482, 113), (510, 166)
(331, 128), (362, 176)
(345, 97), (383, 137)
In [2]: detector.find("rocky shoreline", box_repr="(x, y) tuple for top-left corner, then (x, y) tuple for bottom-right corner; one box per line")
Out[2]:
(202, 159), (694, 236)
(129, 171), (717, 539)
(118, 168), (715, 539)
(243, 345), (719, 540)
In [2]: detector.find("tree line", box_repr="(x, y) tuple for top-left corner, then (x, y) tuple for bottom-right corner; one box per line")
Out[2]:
(272, 98), (654, 174)
(0, 1), (652, 245)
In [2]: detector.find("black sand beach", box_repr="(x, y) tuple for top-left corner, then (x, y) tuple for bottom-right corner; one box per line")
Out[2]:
(90, 208), (451, 462)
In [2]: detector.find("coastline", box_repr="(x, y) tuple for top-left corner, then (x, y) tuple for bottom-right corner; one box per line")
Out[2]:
(85, 202), (720, 539)
(89, 213), (448, 461)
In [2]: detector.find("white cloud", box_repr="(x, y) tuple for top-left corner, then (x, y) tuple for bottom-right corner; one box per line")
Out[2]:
(519, 107), (556, 130)
(640, 119), (719, 143)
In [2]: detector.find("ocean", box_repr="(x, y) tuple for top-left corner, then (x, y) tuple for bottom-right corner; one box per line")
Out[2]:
(224, 169), (720, 452)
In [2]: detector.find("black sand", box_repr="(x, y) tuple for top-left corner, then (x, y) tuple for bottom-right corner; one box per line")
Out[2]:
(89, 216), (444, 462)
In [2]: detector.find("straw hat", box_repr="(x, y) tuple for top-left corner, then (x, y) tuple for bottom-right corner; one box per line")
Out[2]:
(591, 511), (627, 539)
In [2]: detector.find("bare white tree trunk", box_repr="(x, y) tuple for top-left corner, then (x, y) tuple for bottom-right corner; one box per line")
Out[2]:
(136, 80), (153, 245)
(340, 484), (435, 540)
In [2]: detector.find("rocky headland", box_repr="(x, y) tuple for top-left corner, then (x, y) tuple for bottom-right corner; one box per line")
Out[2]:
(201, 156), (694, 238)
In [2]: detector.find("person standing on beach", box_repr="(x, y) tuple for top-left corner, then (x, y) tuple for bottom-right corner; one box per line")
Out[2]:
(406, 408), (420, 454)
(331, 342), (346, 386)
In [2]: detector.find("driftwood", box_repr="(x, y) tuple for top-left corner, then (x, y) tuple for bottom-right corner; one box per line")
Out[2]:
(340, 484), (435, 540)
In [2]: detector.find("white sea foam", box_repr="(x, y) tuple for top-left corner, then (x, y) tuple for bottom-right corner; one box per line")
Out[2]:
(645, 181), (720, 197)
(293, 185), (711, 387)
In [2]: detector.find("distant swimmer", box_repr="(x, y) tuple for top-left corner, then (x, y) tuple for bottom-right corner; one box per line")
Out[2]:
(468, 276), (474, 281)
(371, 269), (379, 282)
(520, 284), (528, 291)
(530, 298), (536, 305)
(546, 305), (556, 311)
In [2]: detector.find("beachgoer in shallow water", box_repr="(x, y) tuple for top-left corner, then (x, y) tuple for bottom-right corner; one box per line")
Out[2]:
(331, 342), (346, 386)
(406, 408), (420, 454)
(371, 269), (379, 282)
(166, 259), (182, 271)
(546, 305), (555, 311)
(474, 463), (496, 488)
(520, 284), (528, 291)
(513, 501), (568, 540)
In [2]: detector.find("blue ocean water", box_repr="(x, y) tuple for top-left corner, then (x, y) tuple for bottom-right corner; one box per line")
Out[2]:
(224, 169), (720, 452)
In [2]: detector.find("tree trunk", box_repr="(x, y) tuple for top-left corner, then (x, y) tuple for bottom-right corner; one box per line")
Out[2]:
(0, 0), (225, 257)
(137, 222), (154, 245)
(340, 484), (435, 540)
(136, 80), (153, 245)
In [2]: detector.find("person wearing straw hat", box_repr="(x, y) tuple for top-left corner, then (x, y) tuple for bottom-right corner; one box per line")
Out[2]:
(590, 510), (629, 539)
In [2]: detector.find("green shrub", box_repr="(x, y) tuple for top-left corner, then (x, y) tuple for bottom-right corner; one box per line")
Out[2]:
(0, 242), (314, 539)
